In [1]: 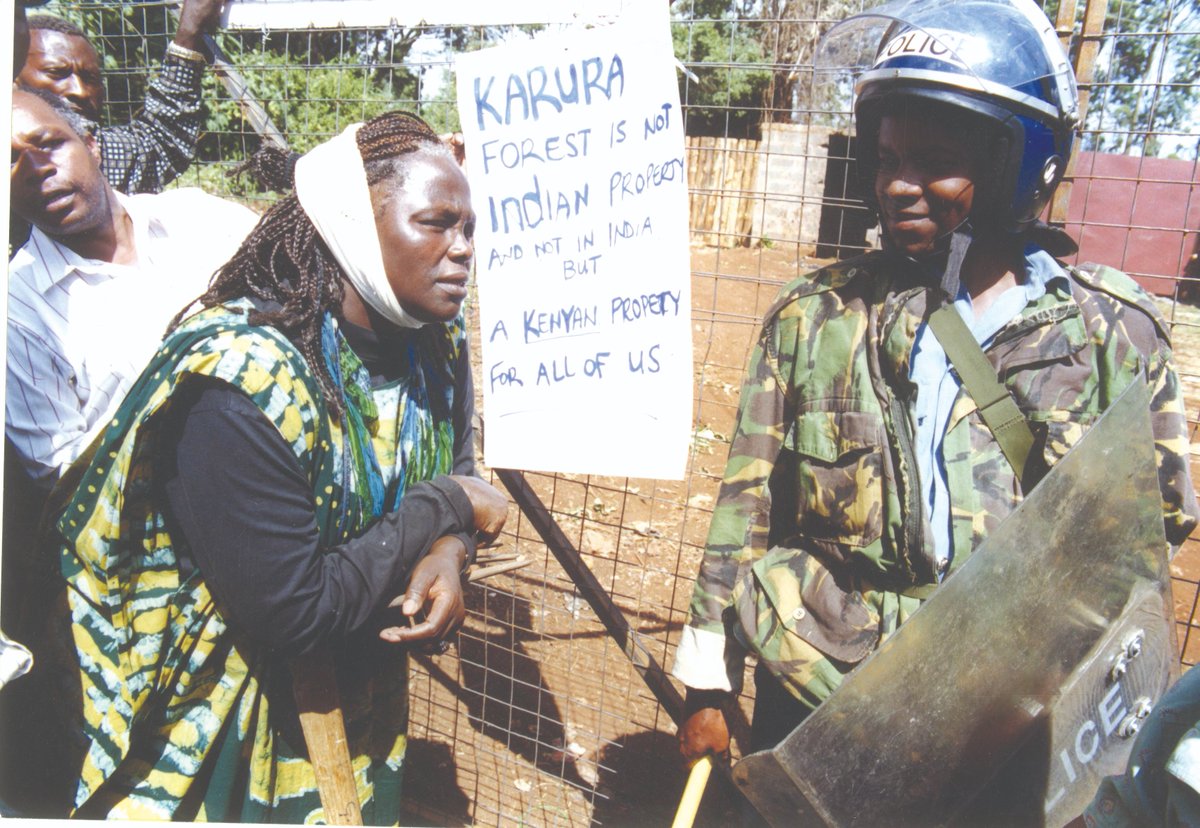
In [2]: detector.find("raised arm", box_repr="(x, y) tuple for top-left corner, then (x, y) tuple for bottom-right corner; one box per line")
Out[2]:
(98, 0), (223, 193)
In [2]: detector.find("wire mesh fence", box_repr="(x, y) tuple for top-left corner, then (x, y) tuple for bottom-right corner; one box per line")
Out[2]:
(16, 0), (1200, 824)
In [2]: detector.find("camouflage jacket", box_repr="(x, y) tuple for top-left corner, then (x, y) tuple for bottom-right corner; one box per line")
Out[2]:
(672, 251), (1199, 710)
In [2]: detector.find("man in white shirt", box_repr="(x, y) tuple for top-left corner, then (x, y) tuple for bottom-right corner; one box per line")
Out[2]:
(7, 87), (259, 487)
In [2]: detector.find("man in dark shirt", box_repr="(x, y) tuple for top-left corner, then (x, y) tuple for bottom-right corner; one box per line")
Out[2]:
(17, 0), (223, 195)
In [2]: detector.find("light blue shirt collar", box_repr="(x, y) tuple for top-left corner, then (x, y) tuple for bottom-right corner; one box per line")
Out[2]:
(909, 246), (1068, 574)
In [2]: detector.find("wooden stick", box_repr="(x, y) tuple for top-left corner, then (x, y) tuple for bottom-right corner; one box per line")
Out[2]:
(468, 557), (532, 582)
(291, 649), (363, 825)
(672, 755), (714, 828)
(474, 551), (521, 564)
(384, 557), (532, 614)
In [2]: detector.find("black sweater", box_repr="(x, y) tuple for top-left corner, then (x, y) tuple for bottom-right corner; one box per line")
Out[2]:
(156, 318), (478, 656)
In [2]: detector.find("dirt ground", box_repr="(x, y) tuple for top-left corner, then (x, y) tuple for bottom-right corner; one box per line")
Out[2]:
(398, 244), (1200, 827)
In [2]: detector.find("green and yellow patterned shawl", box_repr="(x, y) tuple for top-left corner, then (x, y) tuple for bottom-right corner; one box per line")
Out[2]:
(54, 298), (465, 822)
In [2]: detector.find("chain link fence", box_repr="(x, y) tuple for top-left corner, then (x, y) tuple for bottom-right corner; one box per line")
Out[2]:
(17, 0), (1200, 824)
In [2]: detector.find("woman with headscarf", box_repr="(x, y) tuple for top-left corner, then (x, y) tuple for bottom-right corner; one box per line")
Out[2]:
(49, 110), (507, 821)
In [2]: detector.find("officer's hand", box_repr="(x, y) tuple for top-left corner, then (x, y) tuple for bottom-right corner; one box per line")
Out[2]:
(378, 535), (467, 649)
(449, 474), (508, 544)
(175, 0), (224, 52)
(678, 693), (732, 763)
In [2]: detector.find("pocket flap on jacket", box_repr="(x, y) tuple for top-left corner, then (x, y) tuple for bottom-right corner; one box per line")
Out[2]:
(747, 547), (878, 664)
(783, 411), (885, 463)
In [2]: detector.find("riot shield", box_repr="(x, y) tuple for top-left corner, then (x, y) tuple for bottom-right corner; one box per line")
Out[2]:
(732, 376), (1175, 827)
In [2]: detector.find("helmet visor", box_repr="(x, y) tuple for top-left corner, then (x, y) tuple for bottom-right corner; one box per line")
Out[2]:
(814, 0), (1078, 125)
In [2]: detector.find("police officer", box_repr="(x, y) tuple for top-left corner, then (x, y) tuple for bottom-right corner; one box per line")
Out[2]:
(672, 0), (1198, 767)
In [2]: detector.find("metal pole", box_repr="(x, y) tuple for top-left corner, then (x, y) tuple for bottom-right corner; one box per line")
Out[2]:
(201, 33), (290, 151)
(494, 468), (687, 726)
(166, 4), (290, 150)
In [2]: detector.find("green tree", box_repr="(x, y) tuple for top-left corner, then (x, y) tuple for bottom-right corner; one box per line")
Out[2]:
(42, 4), (539, 174)
(751, 0), (857, 124)
(202, 33), (420, 155)
(671, 0), (771, 137)
(670, 0), (861, 136)
(1046, 0), (1200, 158)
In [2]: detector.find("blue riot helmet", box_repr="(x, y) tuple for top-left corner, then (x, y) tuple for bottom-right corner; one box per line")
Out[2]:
(815, 0), (1079, 238)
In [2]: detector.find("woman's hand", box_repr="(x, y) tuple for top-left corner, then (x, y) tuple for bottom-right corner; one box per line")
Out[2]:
(449, 474), (508, 544)
(378, 535), (467, 648)
(678, 690), (732, 763)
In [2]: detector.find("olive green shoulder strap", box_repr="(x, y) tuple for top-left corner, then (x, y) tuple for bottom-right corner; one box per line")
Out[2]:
(927, 304), (1035, 486)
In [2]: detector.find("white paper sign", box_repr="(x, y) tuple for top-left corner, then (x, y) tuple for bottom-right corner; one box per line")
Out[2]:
(455, 4), (692, 479)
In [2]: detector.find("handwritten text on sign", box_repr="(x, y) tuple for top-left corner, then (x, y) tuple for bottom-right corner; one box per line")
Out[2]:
(456, 5), (692, 479)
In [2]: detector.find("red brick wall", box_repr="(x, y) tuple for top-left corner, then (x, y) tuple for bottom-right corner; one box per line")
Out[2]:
(1059, 152), (1200, 296)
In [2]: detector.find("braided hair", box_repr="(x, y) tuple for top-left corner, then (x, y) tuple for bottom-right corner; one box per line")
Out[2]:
(183, 110), (451, 419)
(229, 143), (300, 194)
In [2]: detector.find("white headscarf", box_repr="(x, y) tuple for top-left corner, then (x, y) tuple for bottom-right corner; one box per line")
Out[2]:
(293, 123), (427, 329)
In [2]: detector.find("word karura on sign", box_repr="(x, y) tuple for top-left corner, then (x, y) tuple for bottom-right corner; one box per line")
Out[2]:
(472, 54), (626, 129)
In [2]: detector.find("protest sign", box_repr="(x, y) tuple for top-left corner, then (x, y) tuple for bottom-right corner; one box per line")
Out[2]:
(455, 4), (692, 479)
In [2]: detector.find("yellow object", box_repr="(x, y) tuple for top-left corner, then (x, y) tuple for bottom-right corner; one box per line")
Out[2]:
(292, 650), (364, 825)
(672, 754), (714, 828)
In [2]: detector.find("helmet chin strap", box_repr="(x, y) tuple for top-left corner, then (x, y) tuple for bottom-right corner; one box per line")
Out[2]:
(936, 227), (974, 306)
(884, 219), (1079, 306)
(880, 219), (976, 307)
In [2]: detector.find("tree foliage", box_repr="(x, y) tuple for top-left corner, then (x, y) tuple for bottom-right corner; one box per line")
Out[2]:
(674, 0), (1198, 155)
(752, 0), (857, 124)
(1045, 0), (1200, 158)
(671, 0), (771, 137)
(203, 32), (421, 156)
(669, 0), (858, 137)
(41, 2), (1200, 159)
(44, 2), (536, 198)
